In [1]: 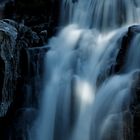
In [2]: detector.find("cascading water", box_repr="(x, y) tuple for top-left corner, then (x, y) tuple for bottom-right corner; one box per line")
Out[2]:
(32, 0), (140, 140)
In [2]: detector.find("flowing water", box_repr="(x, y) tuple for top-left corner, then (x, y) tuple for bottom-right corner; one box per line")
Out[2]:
(32, 0), (140, 140)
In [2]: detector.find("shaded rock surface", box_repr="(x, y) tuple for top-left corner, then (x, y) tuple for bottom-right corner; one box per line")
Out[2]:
(3, 0), (60, 39)
(97, 25), (140, 87)
(114, 25), (140, 73)
(130, 71), (140, 140)
(0, 19), (49, 140)
(0, 20), (17, 116)
(1, 2), (56, 139)
(96, 25), (140, 140)
(112, 26), (140, 140)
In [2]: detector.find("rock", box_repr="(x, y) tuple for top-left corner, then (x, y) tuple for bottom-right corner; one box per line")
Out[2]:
(123, 111), (133, 140)
(3, 19), (47, 47)
(39, 30), (48, 45)
(16, 24), (40, 47)
(0, 19), (50, 139)
(96, 27), (140, 140)
(3, 0), (15, 19)
(114, 25), (140, 73)
(9, 108), (37, 140)
(2, 19), (19, 29)
(3, 0), (60, 39)
(0, 20), (18, 116)
(0, 19), (49, 117)
(97, 25), (140, 87)
(129, 71), (140, 140)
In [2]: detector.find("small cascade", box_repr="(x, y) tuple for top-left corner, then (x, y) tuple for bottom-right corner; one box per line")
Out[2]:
(61, 0), (140, 30)
(33, 0), (140, 140)
(26, 47), (49, 107)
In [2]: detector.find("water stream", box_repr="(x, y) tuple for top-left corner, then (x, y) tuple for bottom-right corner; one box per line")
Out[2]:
(32, 0), (140, 140)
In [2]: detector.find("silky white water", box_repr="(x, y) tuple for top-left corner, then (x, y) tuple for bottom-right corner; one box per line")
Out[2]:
(32, 0), (140, 140)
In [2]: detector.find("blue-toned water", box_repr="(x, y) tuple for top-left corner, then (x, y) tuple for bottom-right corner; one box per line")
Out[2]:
(32, 1), (140, 140)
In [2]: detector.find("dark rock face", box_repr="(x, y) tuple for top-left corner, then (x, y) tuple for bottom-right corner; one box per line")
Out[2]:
(0, 1), (59, 138)
(96, 25), (140, 140)
(0, 19), (49, 139)
(130, 71), (140, 140)
(8, 108), (37, 140)
(97, 25), (140, 87)
(4, 0), (60, 39)
(96, 35), (123, 87)
(114, 25), (140, 73)
(0, 20), (18, 116)
(114, 26), (140, 140)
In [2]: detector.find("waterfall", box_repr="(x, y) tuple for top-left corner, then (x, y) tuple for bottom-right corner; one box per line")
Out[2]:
(61, 0), (140, 29)
(32, 0), (140, 140)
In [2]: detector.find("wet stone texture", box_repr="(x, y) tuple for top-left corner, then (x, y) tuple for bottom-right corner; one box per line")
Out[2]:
(96, 25), (140, 140)
(130, 71), (140, 140)
(0, 19), (49, 140)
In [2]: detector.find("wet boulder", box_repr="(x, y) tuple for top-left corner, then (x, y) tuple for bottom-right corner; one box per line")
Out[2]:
(0, 20), (18, 117)
(0, 19), (49, 139)
(130, 71), (140, 140)
(0, 19), (48, 117)
(114, 25), (140, 73)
